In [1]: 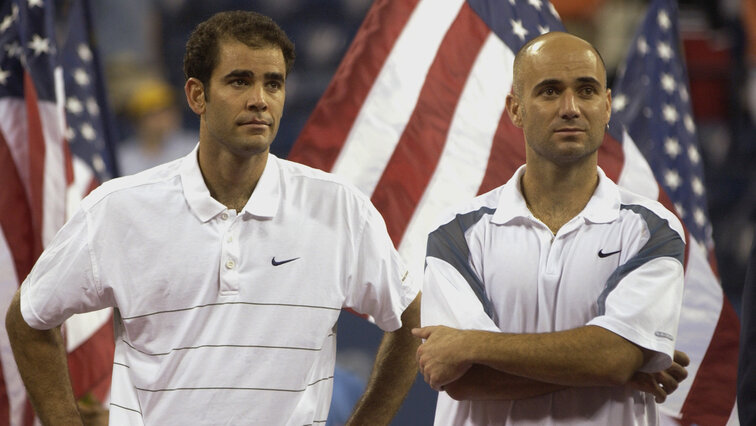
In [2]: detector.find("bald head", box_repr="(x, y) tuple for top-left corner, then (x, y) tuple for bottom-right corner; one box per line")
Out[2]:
(512, 32), (607, 98)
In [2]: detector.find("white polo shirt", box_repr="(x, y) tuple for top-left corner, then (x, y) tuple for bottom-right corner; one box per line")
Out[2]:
(20, 146), (418, 425)
(422, 166), (685, 426)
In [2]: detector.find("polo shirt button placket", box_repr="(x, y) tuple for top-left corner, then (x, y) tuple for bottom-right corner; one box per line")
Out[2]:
(219, 210), (240, 296)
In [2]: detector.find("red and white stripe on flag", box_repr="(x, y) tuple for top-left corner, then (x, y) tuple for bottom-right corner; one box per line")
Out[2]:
(0, 0), (114, 424)
(288, 0), (739, 424)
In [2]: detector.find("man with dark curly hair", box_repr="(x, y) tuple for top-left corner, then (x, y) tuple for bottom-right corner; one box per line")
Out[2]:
(6, 11), (421, 425)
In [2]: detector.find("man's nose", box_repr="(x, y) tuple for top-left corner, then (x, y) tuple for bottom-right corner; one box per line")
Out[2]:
(559, 90), (579, 120)
(246, 84), (267, 110)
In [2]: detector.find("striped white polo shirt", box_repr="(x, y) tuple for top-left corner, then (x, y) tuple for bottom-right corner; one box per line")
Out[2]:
(20, 145), (418, 425)
(422, 166), (685, 425)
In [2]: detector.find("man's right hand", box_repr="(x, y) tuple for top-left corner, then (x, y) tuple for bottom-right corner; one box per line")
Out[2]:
(628, 350), (690, 403)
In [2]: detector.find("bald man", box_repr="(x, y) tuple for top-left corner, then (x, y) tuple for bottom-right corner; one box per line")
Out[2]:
(413, 32), (689, 425)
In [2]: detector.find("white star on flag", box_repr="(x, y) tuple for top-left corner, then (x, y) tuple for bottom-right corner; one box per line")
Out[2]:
(692, 177), (704, 196)
(77, 43), (92, 62)
(694, 208), (706, 227)
(0, 68), (9, 85)
(688, 145), (700, 163)
(27, 33), (49, 55)
(511, 19), (528, 41)
(65, 126), (76, 140)
(86, 97), (100, 116)
(664, 137), (681, 158)
(684, 114), (696, 133)
(658, 10), (671, 30)
(661, 73), (676, 93)
(66, 97), (83, 114)
(637, 37), (648, 55)
(662, 104), (678, 123)
(548, 2), (559, 17)
(674, 202), (685, 218)
(5, 41), (22, 58)
(680, 86), (689, 101)
(612, 93), (628, 112)
(73, 68), (89, 86)
(80, 122), (96, 140)
(657, 41), (673, 60)
(0, 14), (14, 32)
(528, 0), (542, 11)
(92, 153), (106, 174)
(665, 169), (682, 189)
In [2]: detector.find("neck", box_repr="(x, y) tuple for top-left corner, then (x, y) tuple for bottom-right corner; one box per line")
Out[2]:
(197, 146), (268, 212)
(520, 158), (599, 234)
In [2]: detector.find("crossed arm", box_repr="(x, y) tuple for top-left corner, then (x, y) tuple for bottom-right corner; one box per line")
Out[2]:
(412, 324), (688, 403)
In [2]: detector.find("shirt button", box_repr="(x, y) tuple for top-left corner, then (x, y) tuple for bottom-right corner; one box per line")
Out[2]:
(226, 235), (233, 243)
(220, 212), (229, 220)
(225, 260), (235, 269)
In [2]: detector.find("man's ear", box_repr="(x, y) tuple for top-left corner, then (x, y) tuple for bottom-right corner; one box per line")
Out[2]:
(185, 78), (206, 115)
(506, 93), (523, 128)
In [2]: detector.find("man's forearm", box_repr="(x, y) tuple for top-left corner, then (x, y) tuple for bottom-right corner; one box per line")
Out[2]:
(5, 290), (82, 425)
(414, 324), (646, 390)
(466, 325), (644, 387)
(443, 364), (566, 401)
(347, 294), (421, 425)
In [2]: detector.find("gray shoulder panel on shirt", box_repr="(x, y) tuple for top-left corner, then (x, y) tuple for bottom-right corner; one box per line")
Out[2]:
(426, 207), (497, 322)
(597, 203), (685, 315)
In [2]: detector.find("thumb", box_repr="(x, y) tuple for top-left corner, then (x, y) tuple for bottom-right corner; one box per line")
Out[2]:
(412, 327), (432, 339)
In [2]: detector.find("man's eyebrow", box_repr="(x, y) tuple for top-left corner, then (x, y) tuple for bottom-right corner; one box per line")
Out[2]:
(576, 76), (602, 86)
(223, 70), (254, 79)
(223, 70), (285, 81)
(532, 77), (602, 91)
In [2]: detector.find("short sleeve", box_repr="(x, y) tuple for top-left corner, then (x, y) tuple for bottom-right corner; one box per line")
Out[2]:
(20, 208), (108, 329)
(342, 202), (419, 332)
(588, 256), (684, 372)
(422, 257), (499, 332)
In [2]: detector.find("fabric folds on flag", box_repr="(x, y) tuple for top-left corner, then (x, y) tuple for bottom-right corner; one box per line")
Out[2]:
(0, 0), (116, 424)
(288, 0), (738, 424)
(611, 0), (739, 423)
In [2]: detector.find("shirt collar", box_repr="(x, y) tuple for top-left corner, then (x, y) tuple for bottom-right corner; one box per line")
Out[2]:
(180, 144), (280, 222)
(241, 153), (280, 219)
(491, 165), (531, 225)
(580, 166), (620, 224)
(490, 165), (620, 225)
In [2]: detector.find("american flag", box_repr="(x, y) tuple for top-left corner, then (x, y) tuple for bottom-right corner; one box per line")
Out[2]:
(288, 0), (739, 423)
(0, 0), (115, 424)
(611, 0), (739, 423)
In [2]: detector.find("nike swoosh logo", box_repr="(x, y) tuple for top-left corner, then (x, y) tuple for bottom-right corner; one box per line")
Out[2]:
(597, 249), (621, 258)
(271, 257), (300, 266)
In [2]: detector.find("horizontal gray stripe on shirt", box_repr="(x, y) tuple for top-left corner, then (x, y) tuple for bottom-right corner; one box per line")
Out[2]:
(109, 402), (141, 414)
(121, 337), (333, 357)
(135, 375), (334, 394)
(122, 301), (341, 320)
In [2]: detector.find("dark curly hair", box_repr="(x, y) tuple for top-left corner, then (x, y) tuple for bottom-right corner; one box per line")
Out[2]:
(183, 11), (295, 87)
